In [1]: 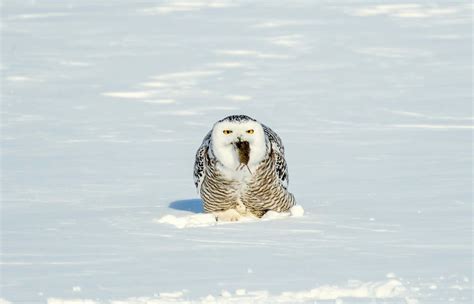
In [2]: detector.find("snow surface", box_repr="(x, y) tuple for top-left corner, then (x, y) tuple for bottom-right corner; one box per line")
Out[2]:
(46, 279), (415, 303)
(156, 205), (305, 229)
(1, 0), (472, 303)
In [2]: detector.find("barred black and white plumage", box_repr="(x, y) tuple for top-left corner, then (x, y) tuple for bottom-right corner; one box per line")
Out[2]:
(193, 115), (296, 220)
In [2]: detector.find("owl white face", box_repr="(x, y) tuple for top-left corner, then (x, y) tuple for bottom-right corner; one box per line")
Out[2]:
(211, 118), (267, 172)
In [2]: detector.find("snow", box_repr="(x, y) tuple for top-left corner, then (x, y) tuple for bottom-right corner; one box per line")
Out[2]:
(48, 279), (412, 304)
(45, 279), (415, 303)
(72, 287), (82, 293)
(102, 91), (158, 99)
(155, 205), (305, 229)
(1, 0), (472, 303)
(350, 4), (463, 18)
(156, 213), (217, 229)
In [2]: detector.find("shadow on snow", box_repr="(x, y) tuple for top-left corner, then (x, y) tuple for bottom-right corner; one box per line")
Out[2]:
(169, 198), (203, 213)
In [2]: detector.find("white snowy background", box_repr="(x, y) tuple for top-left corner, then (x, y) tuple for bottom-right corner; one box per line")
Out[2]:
(1, 1), (472, 303)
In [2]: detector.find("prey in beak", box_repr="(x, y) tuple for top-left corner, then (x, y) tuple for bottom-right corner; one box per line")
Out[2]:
(234, 139), (252, 174)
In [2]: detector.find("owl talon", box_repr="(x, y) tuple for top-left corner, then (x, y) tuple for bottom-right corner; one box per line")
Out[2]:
(213, 209), (242, 222)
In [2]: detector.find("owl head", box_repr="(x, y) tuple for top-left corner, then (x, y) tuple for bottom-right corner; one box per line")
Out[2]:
(210, 115), (268, 171)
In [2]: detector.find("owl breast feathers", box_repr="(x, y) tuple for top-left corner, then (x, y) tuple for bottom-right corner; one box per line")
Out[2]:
(193, 115), (296, 220)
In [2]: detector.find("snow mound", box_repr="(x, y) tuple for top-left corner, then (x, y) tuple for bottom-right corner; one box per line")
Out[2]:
(155, 205), (305, 229)
(46, 279), (414, 303)
(278, 279), (408, 301)
(155, 213), (217, 229)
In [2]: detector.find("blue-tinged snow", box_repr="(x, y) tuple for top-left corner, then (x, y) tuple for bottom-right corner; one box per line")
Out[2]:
(1, 1), (472, 303)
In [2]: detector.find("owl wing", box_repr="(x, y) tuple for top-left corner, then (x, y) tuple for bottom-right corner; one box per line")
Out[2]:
(193, 130), (212, 193)
(262, 124), (289, 189)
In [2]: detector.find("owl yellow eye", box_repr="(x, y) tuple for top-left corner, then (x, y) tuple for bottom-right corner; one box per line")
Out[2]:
(223, 130), (233, 135)
(246, 129), (255, 134)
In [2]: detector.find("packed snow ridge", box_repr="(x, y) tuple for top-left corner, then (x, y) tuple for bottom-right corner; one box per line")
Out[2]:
(156, 205), (305, 229)
(45, 279), (416, 304)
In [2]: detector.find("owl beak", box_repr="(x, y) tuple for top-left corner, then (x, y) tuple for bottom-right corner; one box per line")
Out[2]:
(232, 137), (241, 149)
(233, 137), (247, 149)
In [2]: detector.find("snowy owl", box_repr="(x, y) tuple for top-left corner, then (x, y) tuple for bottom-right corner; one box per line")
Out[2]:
(193, 115), (296, 221)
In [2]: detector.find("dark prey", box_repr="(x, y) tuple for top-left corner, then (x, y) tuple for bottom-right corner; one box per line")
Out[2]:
(234, 140), (252, 173)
